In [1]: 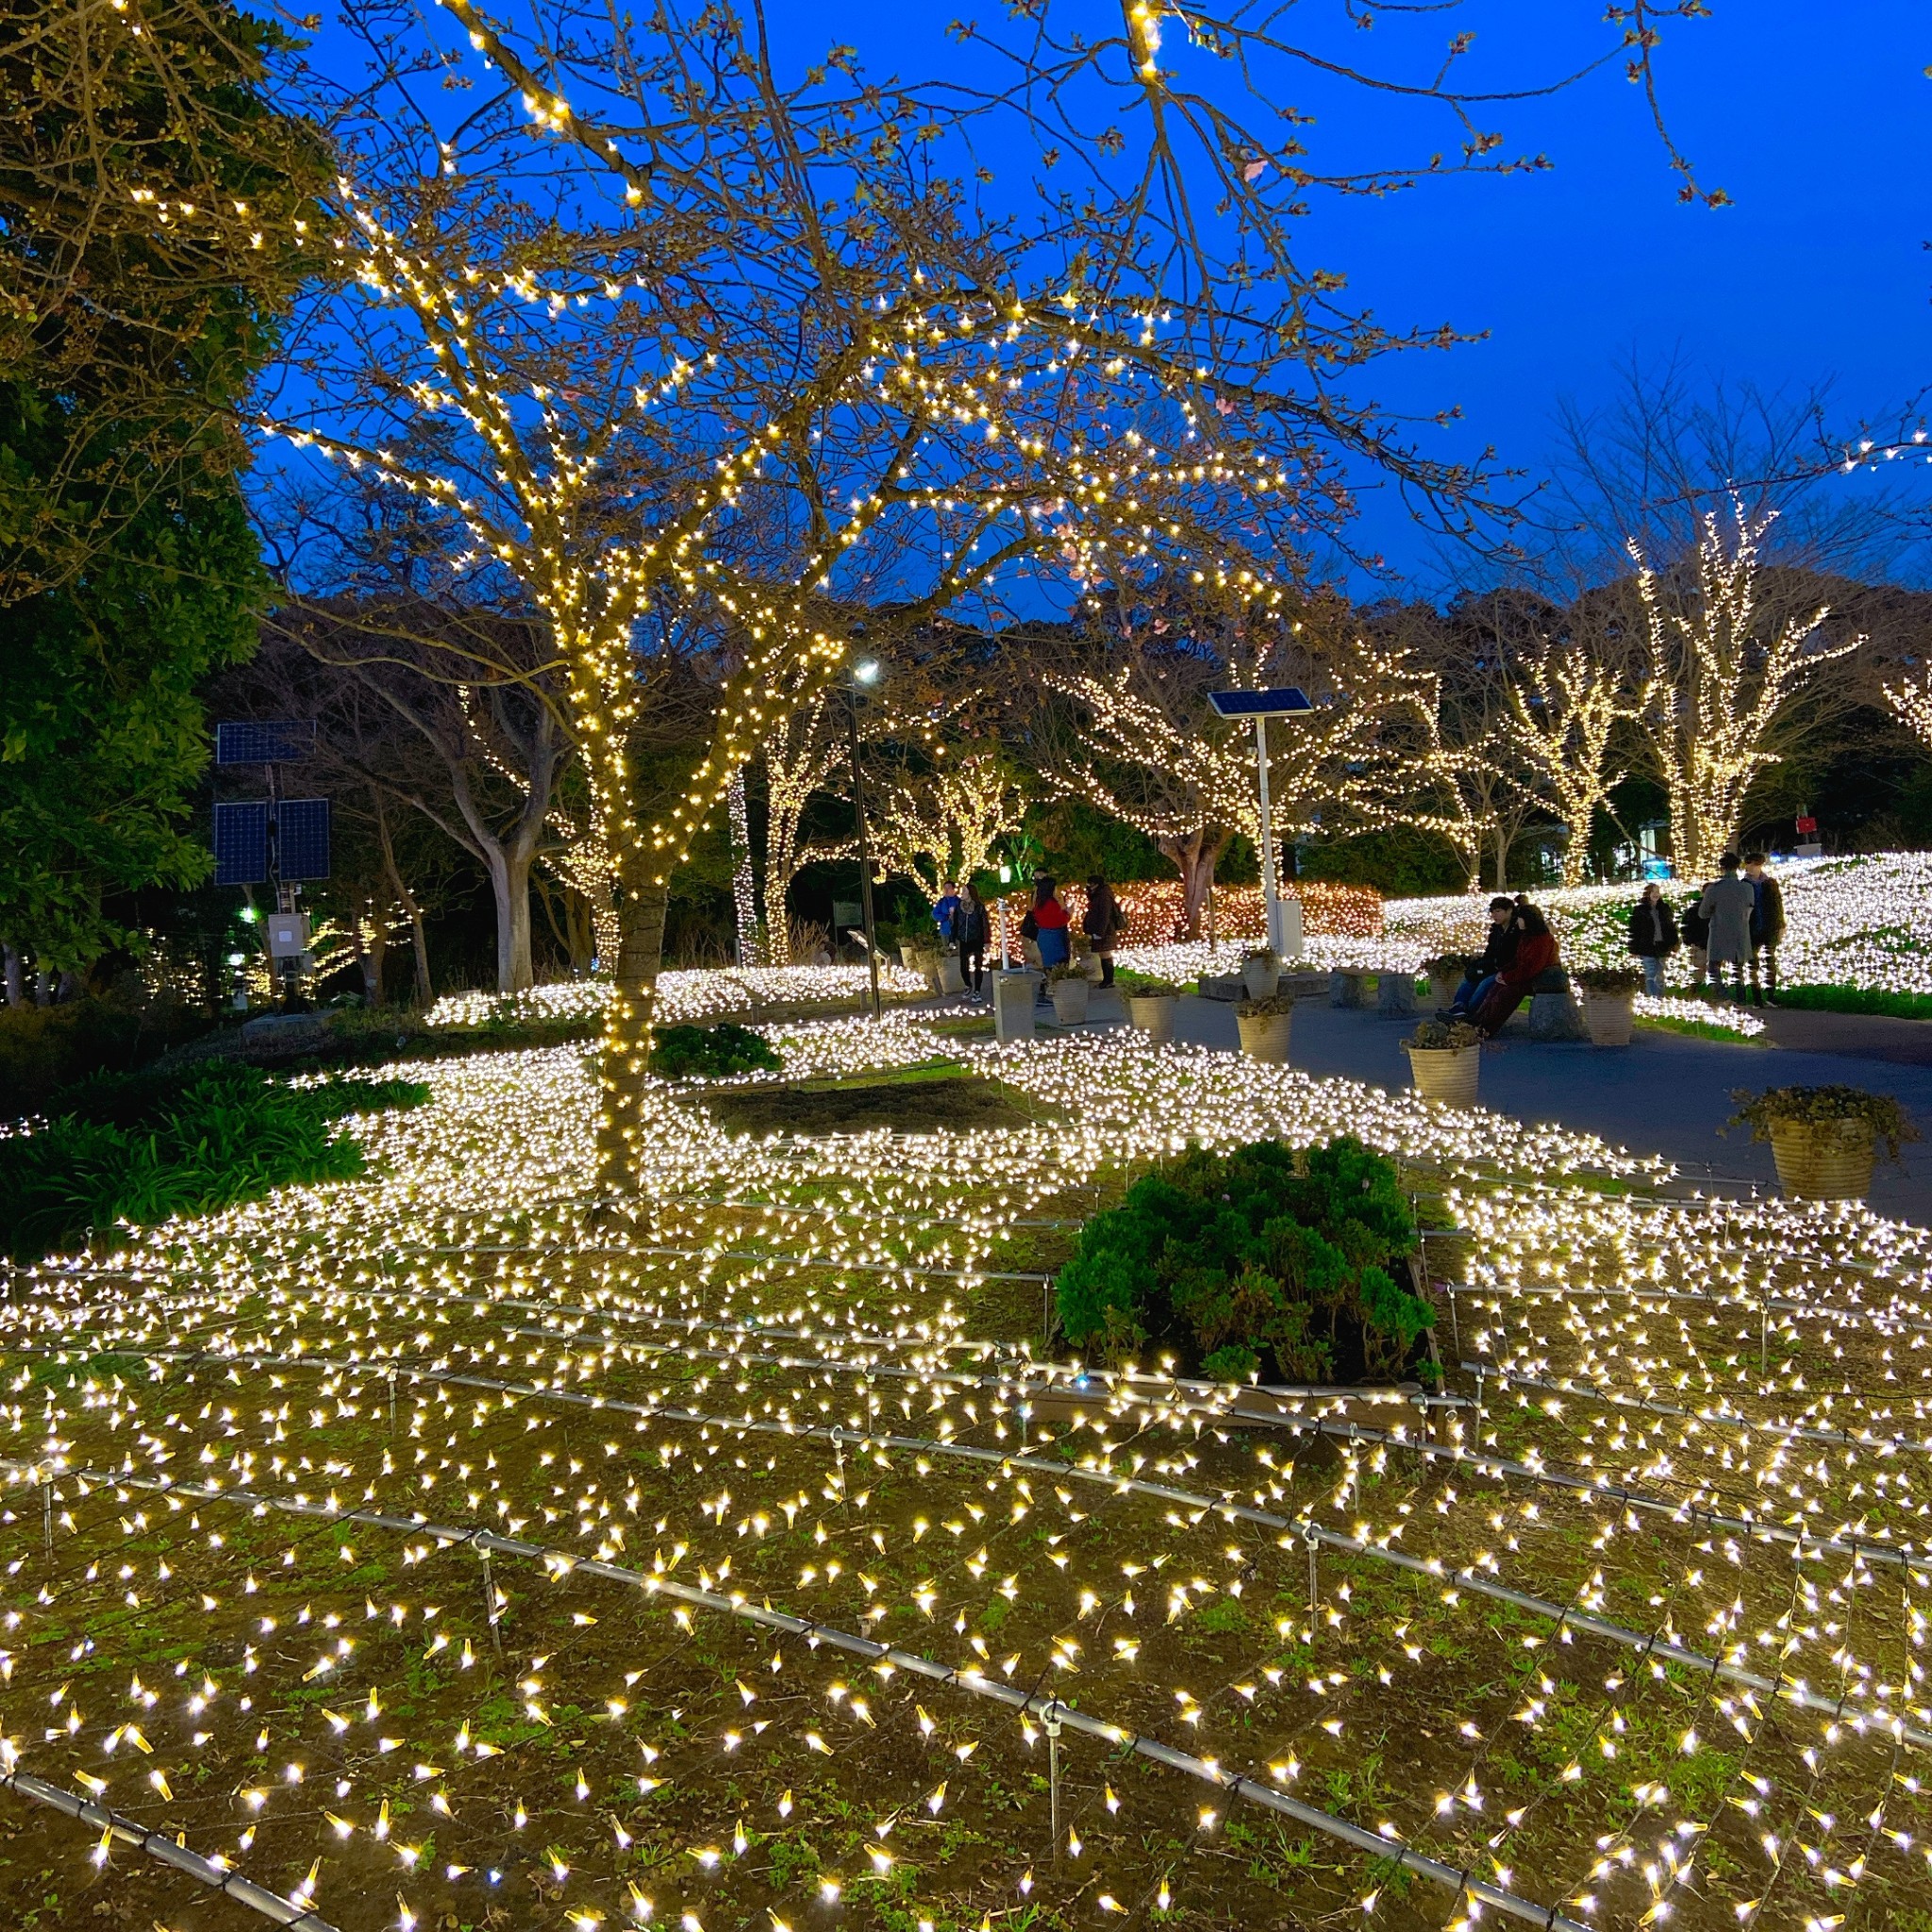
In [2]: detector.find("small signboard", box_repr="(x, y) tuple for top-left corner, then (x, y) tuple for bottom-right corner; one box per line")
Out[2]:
(1208, 687), (1313, 719)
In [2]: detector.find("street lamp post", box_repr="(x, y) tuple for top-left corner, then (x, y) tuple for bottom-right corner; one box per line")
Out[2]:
(1208, 685), (1314, 959)
(847, 658), (883, 1022)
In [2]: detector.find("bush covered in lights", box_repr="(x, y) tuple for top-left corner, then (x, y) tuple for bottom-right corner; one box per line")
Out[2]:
(0, 1063), (429, 1260)
(650, 1021), (782, 1081)
(1055, 1138), (1436, 1386)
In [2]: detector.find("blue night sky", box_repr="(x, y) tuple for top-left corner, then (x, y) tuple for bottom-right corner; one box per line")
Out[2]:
(773, 3), (1932, 590)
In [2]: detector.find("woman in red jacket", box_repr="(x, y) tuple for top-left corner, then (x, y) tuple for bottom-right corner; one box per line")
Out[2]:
(1472, 904), (1557, 1037)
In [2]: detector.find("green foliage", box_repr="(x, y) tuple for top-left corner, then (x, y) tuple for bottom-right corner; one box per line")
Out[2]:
(650, 1022), (782, 1080)
(1574, 966), (1643, 994)
(0, 993), (214, 1109)
(1055, 1138), (1434, 1385)
(0, 0), (328, 965)
(1773, 982), (1932, 1021)
(0, 1063), (428, 1260)
(1295, 824), (1466, 897)
(1023, 798), (1174, 886)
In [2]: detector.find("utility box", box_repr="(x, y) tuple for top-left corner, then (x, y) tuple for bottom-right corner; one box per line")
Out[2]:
(992, 971), (1037, 1043)
(266, 911), (309, 959)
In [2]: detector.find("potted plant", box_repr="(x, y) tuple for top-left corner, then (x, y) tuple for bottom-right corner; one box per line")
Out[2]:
(936, 949), (967, 995)
(1125, 979), (1180, 1045)
(1071, 933), (1105, 983)
(1046, 961), (1091, 1025)
(1421, 954), (1468, 1012)
(1574, 965), (1643, 1046)
(1235, 991), (1294, 1064)
(1241, 947), (1280, 1001)
(1727, 1085), (1918, 1202)
(1401, 1017), (1483, 1108)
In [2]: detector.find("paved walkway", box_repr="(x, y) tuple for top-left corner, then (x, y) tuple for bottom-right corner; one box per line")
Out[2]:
(1024, 986), (1932, 1224)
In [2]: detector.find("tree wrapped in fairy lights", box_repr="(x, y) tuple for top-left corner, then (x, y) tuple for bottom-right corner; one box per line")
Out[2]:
(1633, 501), (1859, 879)
(267, 0), (1707, 1191)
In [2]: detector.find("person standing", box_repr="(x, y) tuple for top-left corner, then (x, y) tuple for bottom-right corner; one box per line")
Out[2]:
(1696, 853), (1756, 1004)
(954, 883), (990, 994)
(1743, 853), (1786, 1005)
(1082, 875), (1125, 988)
(1021, 876), (1071, 983)
(1626, 882), (1679, 997)
(932, 881), (962, 952)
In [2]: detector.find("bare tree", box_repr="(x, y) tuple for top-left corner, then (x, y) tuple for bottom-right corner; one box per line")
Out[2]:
(877, 749), (1021, 902)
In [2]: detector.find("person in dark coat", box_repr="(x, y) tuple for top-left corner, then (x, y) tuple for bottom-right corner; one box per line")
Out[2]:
(1472, 904), (1558, 1037)
(1082, 876), (1125, 987)
(1448, 897), (1518, 1017)
(1743, 853), (1786, 1005)
(1626, 882), (1679, 997)
(953, 883), (991, 993)
(1677, 890), (1709, 990)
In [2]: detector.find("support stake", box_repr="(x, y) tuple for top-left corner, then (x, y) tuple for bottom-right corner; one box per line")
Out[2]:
(1044, 1704), (1063, 1860)
(42, 1479), (54, 1563)
(1305, 1525), (1319, 1618)
(481, 1547), (503, 1656)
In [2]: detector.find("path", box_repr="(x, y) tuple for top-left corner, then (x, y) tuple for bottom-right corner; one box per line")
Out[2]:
(1024, 986), (1932, 1224)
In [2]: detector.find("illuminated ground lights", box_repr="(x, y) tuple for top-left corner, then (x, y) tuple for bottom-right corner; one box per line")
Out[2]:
(0, 1019), (1928, 1931)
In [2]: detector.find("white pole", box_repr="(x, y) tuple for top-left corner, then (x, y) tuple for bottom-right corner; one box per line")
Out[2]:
(1255, 715), (1284, 957)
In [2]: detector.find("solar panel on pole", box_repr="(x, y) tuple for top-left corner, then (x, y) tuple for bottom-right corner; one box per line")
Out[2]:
(215, 720), (316, 766)
(274, 798), (331, 881)
(211, 802), (270, 886)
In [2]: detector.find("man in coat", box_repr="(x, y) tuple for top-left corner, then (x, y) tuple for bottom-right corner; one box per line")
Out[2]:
(1742, 853), (1786, 1006)
(1696, 853), (1756, 1004)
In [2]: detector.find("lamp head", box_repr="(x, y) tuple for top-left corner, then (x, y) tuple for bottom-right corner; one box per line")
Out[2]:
(852, 658), (881, 687)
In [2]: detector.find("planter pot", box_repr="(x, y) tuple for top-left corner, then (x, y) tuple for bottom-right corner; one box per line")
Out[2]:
(1428, 972), (1462, 1012)
(1769, 1118), (1878, 1202)
(992, 971), (1037, 1042)
(1405, 1042), (1479, 1109)
(1081, 951), (1106, 983)
(1048, 976), (1091, 1025)
(1582, 991), (1635, 1047)
(1241, 958), (1278, 1001)
(1236, 1008), (1293, 1064)
(937, 953), (966, 995)
(1127, 993), (1177, 1044)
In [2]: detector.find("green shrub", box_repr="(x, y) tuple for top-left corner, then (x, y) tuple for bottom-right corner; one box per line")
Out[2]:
(650, 1022), (781, 1080)
(1054, 1138), (1435, 1386)
(0, 995), (213, 1109)
(0, 1064), (429, 1261)
(1771, 984), (1932, 1022)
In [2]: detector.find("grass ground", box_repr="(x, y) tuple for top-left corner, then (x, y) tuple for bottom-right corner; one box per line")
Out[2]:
(0, 1024), (1924, 1932)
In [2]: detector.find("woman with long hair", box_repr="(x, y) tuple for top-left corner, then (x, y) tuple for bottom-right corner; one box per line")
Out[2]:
(1082, 875), (1124, 987)
(955, 882), (991, 993)
(1471, 902), (1558, 1037)
(1020, 875), (1071, 973)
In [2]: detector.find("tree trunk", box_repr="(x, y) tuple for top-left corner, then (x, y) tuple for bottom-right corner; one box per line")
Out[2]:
(484, 843), (536, 994)
(763, 865), (792, 967)
(363, 919), (388, 1005)
(1162, 832), (1224, 941)
(1491, 824), (1509, 892)
(595, 875), (670, 1197)
(1, 942), (22, 1007)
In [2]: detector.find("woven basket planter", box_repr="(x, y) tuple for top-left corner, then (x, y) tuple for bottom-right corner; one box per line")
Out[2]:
(1769, 1118), (1877, 1202)
(1427, 972), (1463, 1012)
(1405, 1042), (1479, 1109)
(1127, 993), (1177, 1044)
(1582, 991), (1635, 1047)
(1236, 1009), (1294, 1064)
(1048, 976), (1091, 1025)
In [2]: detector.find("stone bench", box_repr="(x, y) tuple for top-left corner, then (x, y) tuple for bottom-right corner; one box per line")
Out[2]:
(1519, 965), (1589, 1041)
(1329, 969), (1372, 1008)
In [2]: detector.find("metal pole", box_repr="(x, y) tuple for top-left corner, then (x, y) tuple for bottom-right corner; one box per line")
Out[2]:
(847, 686), (882, 1023)
(1255, 716), (1284, 956)
(42, 1479), (53, 1563)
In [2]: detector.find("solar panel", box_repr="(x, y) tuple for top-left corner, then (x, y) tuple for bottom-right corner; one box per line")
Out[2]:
(215, 719), (316, 766)
(274, 798), (331, 881)
(212, 801), (270, 886)
(1206, 687), (1313, 718)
